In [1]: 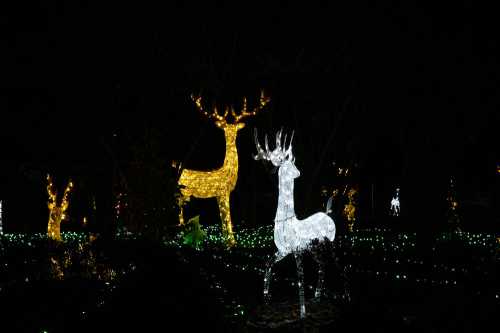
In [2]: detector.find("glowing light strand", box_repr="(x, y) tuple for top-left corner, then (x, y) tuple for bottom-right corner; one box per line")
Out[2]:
(343, 188), (357, 232)
(177, 91), (269, 247)
(254, 128), (336, 319)
(0, 200), (3, 235)
(47, 174), (74, 241)
(446, 178), (461, 231)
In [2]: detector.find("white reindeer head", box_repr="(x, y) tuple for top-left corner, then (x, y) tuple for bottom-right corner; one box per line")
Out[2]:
(254, 128), (299, 178)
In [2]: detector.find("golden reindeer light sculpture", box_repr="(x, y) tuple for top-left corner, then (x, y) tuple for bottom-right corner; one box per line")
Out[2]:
(47, 174), (73, 241)
(178, 91), (270, 246)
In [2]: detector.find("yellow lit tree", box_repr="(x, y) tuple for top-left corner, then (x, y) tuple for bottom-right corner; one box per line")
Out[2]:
(446, 178), (461, 231)
(177, 90), (270, 246)
(343, 187), (357, 232)
(47, 174), (73, 241)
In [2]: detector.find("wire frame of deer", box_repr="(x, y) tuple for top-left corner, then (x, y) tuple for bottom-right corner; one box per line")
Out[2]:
(177, 91), (270, 247)
(47, 174), (74, 241)
(254, 128), (336, 319)
(0, 200), (3, 235)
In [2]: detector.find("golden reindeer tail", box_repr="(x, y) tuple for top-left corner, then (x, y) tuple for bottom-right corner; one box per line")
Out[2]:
(171, 160), (183, 180)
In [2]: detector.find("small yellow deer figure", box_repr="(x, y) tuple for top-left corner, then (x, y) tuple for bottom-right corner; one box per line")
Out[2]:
(178, 90), (270, 246)
(47, 174), (73, 241)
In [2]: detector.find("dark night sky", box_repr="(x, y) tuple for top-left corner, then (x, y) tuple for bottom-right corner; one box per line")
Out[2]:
(1, 1), (499, 230)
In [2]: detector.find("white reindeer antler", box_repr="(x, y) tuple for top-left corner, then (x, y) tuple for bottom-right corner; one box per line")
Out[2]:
(253, 128), (271, 161)
(254, 128), (294, 166)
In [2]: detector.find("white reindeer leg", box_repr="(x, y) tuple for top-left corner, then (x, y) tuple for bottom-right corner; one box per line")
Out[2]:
(263, 251), (286, 303)
(311, 243), (326, 300)
(294, 251), (306, 319)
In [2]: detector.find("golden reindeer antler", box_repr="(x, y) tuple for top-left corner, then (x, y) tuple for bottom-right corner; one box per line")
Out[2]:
(232, 90), (270, 123)
(190, 94), (229, 125)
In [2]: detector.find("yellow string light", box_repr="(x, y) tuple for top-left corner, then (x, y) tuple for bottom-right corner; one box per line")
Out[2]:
(0, 200), (3, 235)
(446, 178), (461, 230)
(47, 174), (74, 241)
(178, 91), (269, 246)
(344, 188), (357, 232)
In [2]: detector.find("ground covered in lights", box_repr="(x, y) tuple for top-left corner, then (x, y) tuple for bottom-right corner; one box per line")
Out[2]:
(0, 225), (499, 332)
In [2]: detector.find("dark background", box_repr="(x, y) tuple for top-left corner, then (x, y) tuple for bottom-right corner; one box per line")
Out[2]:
(1, 1), (499, 233)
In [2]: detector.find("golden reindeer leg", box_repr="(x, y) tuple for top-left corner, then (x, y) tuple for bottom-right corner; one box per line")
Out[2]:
(178, 205), (185, 226)
(217, 193), (236, 246)
(177, 194), (190, 225)
(177, 196), (185, 226)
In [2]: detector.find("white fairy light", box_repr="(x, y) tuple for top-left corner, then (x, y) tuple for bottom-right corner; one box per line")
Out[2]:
(0, 200), (3, 235)
(254, 128), (336, 319)
(390, 187), (400, 216)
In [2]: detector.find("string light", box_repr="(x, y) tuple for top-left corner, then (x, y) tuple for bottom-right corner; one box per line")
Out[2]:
(165, 225), (499, 326)
(0, 200), (3, 235)
(177, 90), (270, 247)
(446, 177), (461, 231)
(0, 227), (497, 327)
(47, 174), (74, 241)
(114, 192), (127, 222)
(344, 188), (357, 232)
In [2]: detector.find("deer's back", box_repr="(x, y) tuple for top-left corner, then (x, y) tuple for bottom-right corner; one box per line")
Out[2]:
(179, 168), (237, 197)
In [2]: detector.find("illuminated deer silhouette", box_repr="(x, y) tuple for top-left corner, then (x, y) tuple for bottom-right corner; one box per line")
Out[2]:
(47, 174), (73, 241)
(390, 187), (400, 216)
(254, 129), (336, 319)
(177, 91), (270, 246)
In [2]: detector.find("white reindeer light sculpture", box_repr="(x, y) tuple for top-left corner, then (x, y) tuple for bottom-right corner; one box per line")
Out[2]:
(390, 187), (400, 216)
(254, 129), (336, 319)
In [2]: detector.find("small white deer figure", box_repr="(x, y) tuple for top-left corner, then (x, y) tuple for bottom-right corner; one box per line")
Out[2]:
(254, 128), (336, 319)
(390, 187), (400, 216)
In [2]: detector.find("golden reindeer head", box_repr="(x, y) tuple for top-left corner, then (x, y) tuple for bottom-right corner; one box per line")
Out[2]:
(190, 90), (270, 142)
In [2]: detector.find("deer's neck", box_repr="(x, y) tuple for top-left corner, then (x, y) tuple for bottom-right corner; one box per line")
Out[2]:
(274, 166), (296, 222)
(222, 138), (238, 172)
